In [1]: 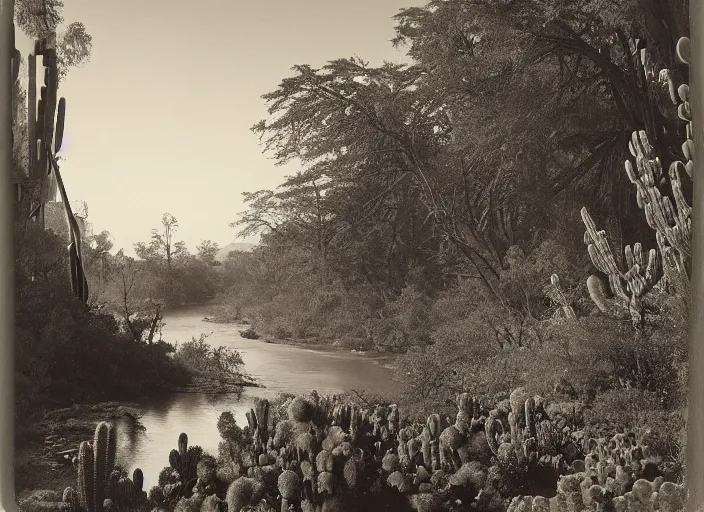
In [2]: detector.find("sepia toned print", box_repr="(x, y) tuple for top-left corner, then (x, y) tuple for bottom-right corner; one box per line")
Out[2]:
(1, 0), (702, 511)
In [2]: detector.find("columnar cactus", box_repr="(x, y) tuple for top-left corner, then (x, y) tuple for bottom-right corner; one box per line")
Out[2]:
(580, 35), (693, 325)
(76, 441), (94, 512)
(133, 468), (144, 492)
(349, 404), (362, 441)
(581, 207), (659, 325)
(484, 411), (503, 457)
(92, 421), (117, 512)
(73, 421), (117, 512)
(65, 422), (144, 512)
(170, 432), (197, 482)
(10, 24), (88, 301)
(106, 470), (121, 502)
(116, 476), (138, 506)
(524, 398), (537, 441)
(422, 414), (442, 470)
(387, 405), (400, 435)
(626, 130), (691, 275)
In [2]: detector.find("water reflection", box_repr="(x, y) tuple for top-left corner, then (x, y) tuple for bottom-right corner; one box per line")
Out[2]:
(116, 305), (400, 488)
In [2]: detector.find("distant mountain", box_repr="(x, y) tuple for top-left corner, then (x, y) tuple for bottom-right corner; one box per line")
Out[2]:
(215, 242), (256, 262)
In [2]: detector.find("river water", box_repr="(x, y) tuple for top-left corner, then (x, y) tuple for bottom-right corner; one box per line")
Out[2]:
(114, 305), (400, 490)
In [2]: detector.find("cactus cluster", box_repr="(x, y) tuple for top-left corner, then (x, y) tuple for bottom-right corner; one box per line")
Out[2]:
(506, 418), (684, 511)
(62, 421), (147, 512)
(508, 472), (685, 512)
(580, 35), (693, 326)
(148, 433), (206, 507)
(130, 389), (685, 512)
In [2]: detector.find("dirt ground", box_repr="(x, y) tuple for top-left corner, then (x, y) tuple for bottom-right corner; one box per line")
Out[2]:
(14, 402), (144, 501)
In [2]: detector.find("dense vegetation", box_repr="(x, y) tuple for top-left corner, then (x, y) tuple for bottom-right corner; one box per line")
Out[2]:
(11, 0), (696, 510)
(11, 1), (246, 432)
(27, 391), (688, 512)
(213, 0), (691, 451)
(14, 221), (247, 427)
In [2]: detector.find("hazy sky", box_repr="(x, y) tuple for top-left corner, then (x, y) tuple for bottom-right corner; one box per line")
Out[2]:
(16, 0), (422, 256)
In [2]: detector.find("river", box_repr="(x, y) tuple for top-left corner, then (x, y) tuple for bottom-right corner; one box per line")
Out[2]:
(114, 305), (400, 491)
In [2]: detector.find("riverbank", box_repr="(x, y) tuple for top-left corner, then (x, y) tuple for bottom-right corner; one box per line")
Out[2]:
(15, 374), (260, 501)
(202, 317), (398, 370)
(15, 402), (144, 501)
(166, 373), (260, 393)
(259, 335), (398, 368)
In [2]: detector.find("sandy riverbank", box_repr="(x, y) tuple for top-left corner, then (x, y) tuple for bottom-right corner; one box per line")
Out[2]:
(205, 317), (398, 370)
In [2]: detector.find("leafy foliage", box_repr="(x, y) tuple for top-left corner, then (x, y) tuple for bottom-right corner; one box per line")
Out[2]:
(212, 0), (691, 479)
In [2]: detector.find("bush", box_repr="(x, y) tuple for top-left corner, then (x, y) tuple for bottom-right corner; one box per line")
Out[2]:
(173, 334), (245, 378)
(14, 275), (189, 425)
(239, 327), (260, 340)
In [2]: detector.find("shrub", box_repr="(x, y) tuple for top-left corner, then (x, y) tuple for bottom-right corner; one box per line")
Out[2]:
(173, 334), (245, 379)
(239, 327), (260, 340)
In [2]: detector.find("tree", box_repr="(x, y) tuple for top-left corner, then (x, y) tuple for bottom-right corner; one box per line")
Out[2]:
(134, 213), (187, 300)
(82, 230), (113, 306)
(249, 57), (519, 304)
(13, 0), (63, 38)
(196, 239), (219, 266)
(390, 0), (689, 248)
(106, 250), (163, 344)
(14, 0), (92, 81)
(55, 21), (91, 81)
(233, 171), (337, 287)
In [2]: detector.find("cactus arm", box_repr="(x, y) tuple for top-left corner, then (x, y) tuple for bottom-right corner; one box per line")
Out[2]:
(581, 207), (658, 325)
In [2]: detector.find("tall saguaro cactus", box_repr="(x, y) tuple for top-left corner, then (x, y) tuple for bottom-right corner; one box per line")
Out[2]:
(11, 21), (89, 302)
